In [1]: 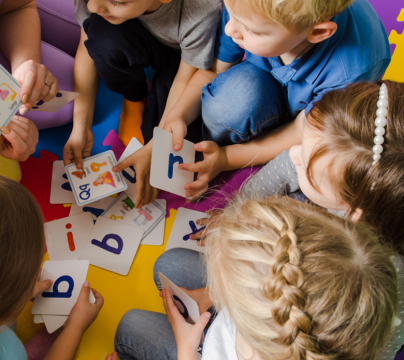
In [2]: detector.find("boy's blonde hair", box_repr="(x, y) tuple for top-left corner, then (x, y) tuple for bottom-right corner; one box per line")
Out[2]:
(205, 196), (397, 360)
(228, 0), (355, 32)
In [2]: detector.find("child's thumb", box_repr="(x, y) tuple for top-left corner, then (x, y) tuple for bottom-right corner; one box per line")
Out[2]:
(195, 312), (211, 333)
(78, 281), (91, 302)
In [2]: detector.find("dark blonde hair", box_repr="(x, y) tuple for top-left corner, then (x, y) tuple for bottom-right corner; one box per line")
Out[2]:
(206, 196), (397, 360)
(307, 80), (404, 255)
(0, 176), (44, 324)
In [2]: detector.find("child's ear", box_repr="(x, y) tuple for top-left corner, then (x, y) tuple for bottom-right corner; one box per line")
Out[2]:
(307, 21), (338, 44)
(351, 208), (363, 222)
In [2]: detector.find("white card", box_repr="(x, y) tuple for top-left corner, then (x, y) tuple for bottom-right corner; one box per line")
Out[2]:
(0, 64), (22, 132)
(101, 193), (166, 239)
(80, 217), (144, 275)
(118, 137), (143, 163)
(141, 199), (166, 246)
(69, 197), (115, 221)
(31, 91), (79, 112)
(150, 128), (195, 198)
(158, 272), (200, 324)
(32, 260), (90, 316)
(33, 315), (43, 324)
(45, 213), (94, 260)
(42, 291), (95, 333)
(65, 151), (127, 206)
(166, 208), (209, 253)
(50, 160), (76, 204)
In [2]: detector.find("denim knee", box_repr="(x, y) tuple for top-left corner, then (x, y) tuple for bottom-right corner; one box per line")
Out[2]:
(202, 61), (290, 145)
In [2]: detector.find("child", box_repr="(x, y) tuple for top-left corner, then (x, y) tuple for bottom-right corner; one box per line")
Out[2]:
(63, 0), (222, 208)
(115, 196), (398, 360)
(155, 80), (404, 359)
(170, 0), (391, 201)
(0, 176), (104, 360)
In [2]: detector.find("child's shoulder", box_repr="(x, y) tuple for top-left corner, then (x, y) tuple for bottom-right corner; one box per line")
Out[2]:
(332, 0), (390, 80)
(181, 0), (222, 18)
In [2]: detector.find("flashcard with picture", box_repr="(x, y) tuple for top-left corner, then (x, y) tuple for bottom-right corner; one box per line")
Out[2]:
(32, 260), (90, 316)
(102, 192), (166, 239)
(141, 199), (166, 246)
(158, 272), (200, 324)
(150, 128), (195, 198)
(165, 207), (209, 253)
(65, 151), (127, 206)
(31, 91), (79, 112)
(0, 64), (22, 133)
(80, 217), (144, 275)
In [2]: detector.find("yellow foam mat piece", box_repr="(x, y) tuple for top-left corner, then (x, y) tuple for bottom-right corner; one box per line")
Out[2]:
(384, 9), (404, 82)
(16, 208), (177, 359)
(0, 155), (21, 182)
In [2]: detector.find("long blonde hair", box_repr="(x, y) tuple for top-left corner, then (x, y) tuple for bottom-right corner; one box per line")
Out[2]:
(205, 196), (397, 360)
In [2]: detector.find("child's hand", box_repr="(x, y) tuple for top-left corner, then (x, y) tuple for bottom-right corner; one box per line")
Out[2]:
(64, 282), (104, 335)
(13, 60), (59, 114)
(178, 287), (212, 315)
(189, 209), (223, 245)
(0, 116), (38, 161)
(106, 352), (117, 360)
(63, 126), (94, 169)
(161, 289), (211, 354)
(179, 141), (227, 201)
(163, 117), (187, 151)
(31, 278), (53, 300)
(112, 141), (159, 208)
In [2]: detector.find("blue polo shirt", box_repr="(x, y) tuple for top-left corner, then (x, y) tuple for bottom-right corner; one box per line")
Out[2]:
(215, 0), (391, 117)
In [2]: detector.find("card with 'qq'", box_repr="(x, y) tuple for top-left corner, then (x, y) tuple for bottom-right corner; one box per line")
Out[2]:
(101, 192), (166, 239)
(45, 212), (94, 260)
(80, 217), (144, 275)
(65, 151), (127, 206)
(150, 128), (195, 198)
(31, 91), (79, 112)
(32, 260), (90, 316)
(159, 272), (200, 324)
(0, 64), (22, 133)
(166, 207), (209, 253)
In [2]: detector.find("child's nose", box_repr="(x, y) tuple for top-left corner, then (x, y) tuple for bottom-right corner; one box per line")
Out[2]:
(87, 0), (108, 14)
(225, 19), (242, 40)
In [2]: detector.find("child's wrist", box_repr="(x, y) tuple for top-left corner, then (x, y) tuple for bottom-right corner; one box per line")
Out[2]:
(177, 346), (199, 360)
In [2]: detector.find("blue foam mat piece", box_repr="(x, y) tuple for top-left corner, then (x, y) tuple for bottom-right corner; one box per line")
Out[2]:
(32, 79), (123, 159)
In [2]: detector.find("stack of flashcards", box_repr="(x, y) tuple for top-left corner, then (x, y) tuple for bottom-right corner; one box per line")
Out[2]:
(0, 64), (79, 134)
(32, 260), (94, 333)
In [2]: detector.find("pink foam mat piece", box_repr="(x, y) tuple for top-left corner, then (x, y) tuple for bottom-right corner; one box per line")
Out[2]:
(102, 129), (126, 160)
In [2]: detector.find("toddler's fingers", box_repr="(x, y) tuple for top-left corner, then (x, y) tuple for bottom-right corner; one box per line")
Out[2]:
(91, 289), (104, 307)
(179, 161), (207, 174)
(77, 282), (91, 303)
(195, 312), (211, 333)
(171, 123), (186, 151)
(135, 177), (145, 208)
(112, 154), (133, 173)
(196, 218), (209, 226)
(189, 229), (205, 241)
(197, 239), (206, 247)
(185, 179), (207, 192)
(194, 141), (218, 154)
(106, 352), (117, 360)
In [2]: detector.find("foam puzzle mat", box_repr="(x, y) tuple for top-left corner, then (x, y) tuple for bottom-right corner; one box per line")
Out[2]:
(14, 1), (404, 359)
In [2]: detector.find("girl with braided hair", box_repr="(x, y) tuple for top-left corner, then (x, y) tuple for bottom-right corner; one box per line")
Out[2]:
(115, 196), (397, 360)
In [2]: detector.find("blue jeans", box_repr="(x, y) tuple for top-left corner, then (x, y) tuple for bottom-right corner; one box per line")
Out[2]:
(115, 249), (205, 360)
(201, 61), (292, 146)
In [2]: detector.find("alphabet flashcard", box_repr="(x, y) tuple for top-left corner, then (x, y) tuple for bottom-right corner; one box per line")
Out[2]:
(141, 199), (166, 246)
(42, 291), (95, 333)
(0, 64), (22, 133)
(166, 208), (209, 253)
(50, 160), (76, 204)
(31, 91), (79, 112)
(32, 260), (90, 316)
(101, 193), (166, 239)
(118, 137), (143, 203)
(69, 197), (115, 221)
(158, 272), (200, 324)
(45, 212), (95, 260)
(150, 128), (195, 198)
(65, 151), (127, 206)
(79, 217), (144, 275)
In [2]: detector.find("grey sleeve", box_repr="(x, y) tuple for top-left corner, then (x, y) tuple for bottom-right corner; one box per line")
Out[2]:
(74, 0), (91, 28)
(180, 2), (222, 70)
(240, 150), (300, 200)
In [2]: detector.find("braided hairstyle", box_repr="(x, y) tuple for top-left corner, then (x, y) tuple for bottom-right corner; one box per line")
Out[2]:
(205, 196), (397, 360)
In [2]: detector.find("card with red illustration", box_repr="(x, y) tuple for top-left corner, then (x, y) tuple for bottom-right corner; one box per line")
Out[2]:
(65, 151), (127, 206)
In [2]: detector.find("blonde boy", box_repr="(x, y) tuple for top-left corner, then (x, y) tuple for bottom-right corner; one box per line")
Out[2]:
(161, 0), (391, 200)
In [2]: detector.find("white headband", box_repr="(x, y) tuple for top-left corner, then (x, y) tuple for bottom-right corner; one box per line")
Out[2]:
(372, 83), (388, 166)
